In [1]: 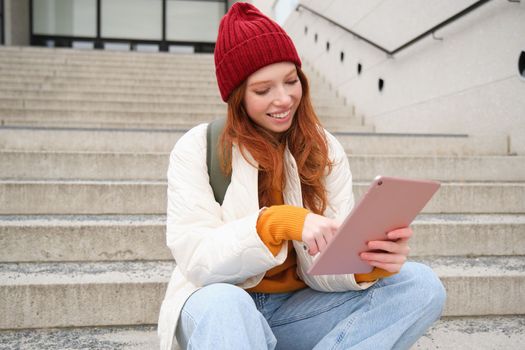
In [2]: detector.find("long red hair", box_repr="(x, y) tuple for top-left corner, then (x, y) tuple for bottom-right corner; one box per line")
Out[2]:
(219, 66), (333, 214)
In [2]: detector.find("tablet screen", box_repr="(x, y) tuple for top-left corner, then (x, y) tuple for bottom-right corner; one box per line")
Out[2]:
(307, 176), (440, 275)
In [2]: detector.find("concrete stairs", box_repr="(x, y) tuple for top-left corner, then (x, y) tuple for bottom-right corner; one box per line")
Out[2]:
(0, 46), (524, 349)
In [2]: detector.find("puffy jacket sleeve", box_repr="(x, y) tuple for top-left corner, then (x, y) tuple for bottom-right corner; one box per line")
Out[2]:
(294, 130), (377, 291)
(166, 124), (287, 287)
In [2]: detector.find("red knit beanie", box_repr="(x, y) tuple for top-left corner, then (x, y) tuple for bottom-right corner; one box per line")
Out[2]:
(214, 2), (302, 102)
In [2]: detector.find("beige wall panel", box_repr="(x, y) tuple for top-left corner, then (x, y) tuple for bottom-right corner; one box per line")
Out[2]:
(287, 0), (525, 153)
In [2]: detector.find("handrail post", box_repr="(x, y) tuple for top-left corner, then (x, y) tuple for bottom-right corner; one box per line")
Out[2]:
(160, 0), (168, 52)
(94, 0), (103, 49)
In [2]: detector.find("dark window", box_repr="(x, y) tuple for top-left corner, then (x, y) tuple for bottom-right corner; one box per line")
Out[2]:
(0, 0), (4, 45)
(518, 51), (525, 78)
(378, 78), (384, 92)
(340, 51), (344, 63)
(326, 41), (330, 52)
(29, 0), (227, 53)
(314, 33), (318, 43)
(357, 63), (362, 75)
(304, 26), (308, 35)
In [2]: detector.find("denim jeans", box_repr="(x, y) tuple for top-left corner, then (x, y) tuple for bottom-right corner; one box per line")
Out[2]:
(175, 262), (446, 350)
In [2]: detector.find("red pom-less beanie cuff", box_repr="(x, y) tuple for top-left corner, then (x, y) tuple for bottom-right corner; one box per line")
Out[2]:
(214, 3), (302, 102)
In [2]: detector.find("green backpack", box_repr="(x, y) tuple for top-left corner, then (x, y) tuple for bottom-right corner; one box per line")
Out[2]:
(206, 117), (231, 205)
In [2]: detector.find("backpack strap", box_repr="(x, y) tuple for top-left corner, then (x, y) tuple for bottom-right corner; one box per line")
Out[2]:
(206, 117), (231, 205)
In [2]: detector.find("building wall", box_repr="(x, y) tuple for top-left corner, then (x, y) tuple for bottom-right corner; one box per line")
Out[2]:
(284, 0), (525, 154)
(249, 0), (276, 18)
(4, 0), (29, 45)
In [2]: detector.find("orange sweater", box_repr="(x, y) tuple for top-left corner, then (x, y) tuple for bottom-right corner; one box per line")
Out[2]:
(249, 189), (395, 293)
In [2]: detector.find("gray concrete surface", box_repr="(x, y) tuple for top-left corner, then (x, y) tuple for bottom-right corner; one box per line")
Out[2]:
(0, 257), (524, 328)
(1, 180), (523, 214)
(1, 214), (523, 262)
(0, 126), (509, 155)
(0, 317), (524, 349)
(2, 150), (524, 181)
(0, 45), (523, 345)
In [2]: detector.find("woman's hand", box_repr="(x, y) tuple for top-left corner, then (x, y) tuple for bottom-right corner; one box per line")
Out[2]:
(302, 213), (341, 256)
(359, 227), (413, 273)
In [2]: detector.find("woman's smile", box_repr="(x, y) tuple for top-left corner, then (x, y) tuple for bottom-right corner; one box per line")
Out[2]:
(267, 109), (292, 122)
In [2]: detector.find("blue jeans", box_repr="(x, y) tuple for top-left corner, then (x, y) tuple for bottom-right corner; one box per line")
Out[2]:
(175, 262), (446, 350)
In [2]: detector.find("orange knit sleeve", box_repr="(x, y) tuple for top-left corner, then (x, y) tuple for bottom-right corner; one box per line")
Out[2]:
(256, 205), (309, 256)
(355, 268), (397, 282)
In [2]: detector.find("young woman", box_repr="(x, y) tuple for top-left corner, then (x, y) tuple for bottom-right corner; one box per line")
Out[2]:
(157, 3), (446, 350)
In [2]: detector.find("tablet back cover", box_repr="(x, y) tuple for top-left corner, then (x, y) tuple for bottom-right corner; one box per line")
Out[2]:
(307, 176), (440, 275)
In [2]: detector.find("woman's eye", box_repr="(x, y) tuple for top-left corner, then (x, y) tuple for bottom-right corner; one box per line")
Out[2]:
(253, 79), (297, 95)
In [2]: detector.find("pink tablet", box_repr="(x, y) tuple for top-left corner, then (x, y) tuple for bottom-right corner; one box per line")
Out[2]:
(307, 176), (440, 275)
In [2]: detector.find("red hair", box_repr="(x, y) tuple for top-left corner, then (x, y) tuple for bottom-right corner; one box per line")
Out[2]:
(219, 66), (333, 214)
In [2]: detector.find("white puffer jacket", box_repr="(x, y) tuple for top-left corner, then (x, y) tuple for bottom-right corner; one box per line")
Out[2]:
(157, 123), (376, 350)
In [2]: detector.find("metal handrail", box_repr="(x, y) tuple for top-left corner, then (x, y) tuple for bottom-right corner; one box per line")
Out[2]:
(296, 0), (495, 56)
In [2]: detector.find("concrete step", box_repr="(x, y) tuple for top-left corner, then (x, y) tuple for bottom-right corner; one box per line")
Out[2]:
(0, 261), (174, 329)
(0, 61), (325, 83)
(0, 98), (354, 118)
(0, 61), (215, 78)
(2, 150), (523, 182)
(0, 215), (171, 263)
(1, 316), (523, 350)
(0, 71), (217, 86)
(0, 76), (341, 101)
(0, 325), (160, 350)
(0, 180), (167, 215)
(0, 69), (218, 83)
(413, 316), (525, 349)
(413, 256), (525, 316)
(0, 150), (169, 181)
(348, 154), (525, 182)
(0, 112), (368, 132)
(0, 126), (186, 153)
(0, 214), (523, 263)
(0, 79), (222, 95)
(0, 98), (230, 113)
(410, 214), (525, 257)
(0, 257), (523, 329)
(0, 57), (215, 72)
(0, 53), (213, 65)
(0, 80), (330, 100)
(0, 48), (333, 90)
(0, 126), (509, 156)
(0, 48), (211, 60)
(0, 63), (326, 83)
(0, 76), (218, 89)
(336, 131), (509, 156)
(0, 180), (523, 215)
(0, 88), (224, 103)
(0, 89), (346, 107)
(0, 55), (214, 71)
(0, 46), (215, 63)
(0, 110), (217, 130)
(0, 52), (213, 66)
(0, 78), (338, 99)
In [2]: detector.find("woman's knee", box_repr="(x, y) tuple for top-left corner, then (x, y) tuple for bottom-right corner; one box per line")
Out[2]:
(183, 283), (257, 320)
(398, 262), (447, 313)
(177, 284), (275, 349)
